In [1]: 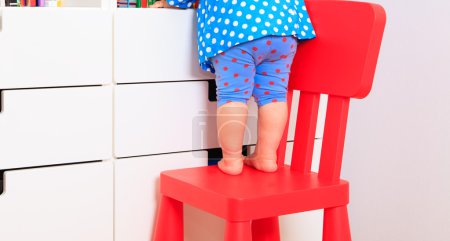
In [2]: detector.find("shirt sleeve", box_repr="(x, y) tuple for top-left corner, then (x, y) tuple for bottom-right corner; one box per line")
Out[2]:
(166, 0), (196, 9)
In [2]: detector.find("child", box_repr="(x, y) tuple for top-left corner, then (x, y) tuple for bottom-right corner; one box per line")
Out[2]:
(152, 0), (316, 175)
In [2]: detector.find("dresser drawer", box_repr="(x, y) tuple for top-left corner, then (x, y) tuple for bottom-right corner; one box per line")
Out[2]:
(0, 8), (112, 89)
(115, 82), (258, 157)
(115, 151), (213, 241)
(114, 9), (213, 83)
(0, 162), (113, 241)
(0, 86), (112, 169)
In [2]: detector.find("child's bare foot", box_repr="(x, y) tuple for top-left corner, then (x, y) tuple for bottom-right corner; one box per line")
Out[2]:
(218, 155), (245, 175)
(244, 153), (278, 172)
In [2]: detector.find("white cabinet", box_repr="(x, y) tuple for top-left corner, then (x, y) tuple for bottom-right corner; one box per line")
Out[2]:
(0, 86), (112, 169)
(114, 81), (258, 157)
(114, 151), (223, 241)
(114, 9), (213, 83)
(0, 7), (112, 89)
(0, 162), (113, 241)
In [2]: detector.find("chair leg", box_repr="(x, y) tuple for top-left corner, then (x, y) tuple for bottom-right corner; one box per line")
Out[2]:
(252, 217), (281, 241)
(224, 220), (252, 241)
(323, 205), (352, 241)
(152, 195), (183, 241)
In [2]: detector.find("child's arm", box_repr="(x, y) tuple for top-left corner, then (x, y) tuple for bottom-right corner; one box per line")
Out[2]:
(150, 0), (196, 9)
(165, 0), (196, 8)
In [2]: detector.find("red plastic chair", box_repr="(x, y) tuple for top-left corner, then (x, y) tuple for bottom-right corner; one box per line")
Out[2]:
(153, 1), (386, 240)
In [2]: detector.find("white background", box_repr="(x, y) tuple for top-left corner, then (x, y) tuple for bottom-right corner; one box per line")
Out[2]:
(342, 0), (450, 240)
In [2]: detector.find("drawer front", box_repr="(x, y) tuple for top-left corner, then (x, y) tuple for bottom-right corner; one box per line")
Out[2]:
(114, 9), (213, 83)
(115, 82), (258, 157)
(0, 8), (112, 89)
(0, 162), (113, 241)
(0, 86), (112, 169)
(115, 151), (223, 241)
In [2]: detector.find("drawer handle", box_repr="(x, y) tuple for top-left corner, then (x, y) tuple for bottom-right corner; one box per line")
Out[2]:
(207, 145), (249, 166)
(0, 171), (4, 196)
(0, 8), (3, 33)
(207, 148), (222, 166)
(0, 90), (3, 113)
(0, 4), (3, 33)
(207, 79), (217, 102)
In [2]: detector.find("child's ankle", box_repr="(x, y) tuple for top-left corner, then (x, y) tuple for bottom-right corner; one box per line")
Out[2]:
(218, 156), (244, 175)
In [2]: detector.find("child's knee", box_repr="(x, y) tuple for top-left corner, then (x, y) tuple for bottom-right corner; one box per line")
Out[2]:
(253, 91), (287, 107)
(217, 88), (251, 107)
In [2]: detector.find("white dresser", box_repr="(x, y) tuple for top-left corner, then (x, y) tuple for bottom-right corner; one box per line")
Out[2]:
(0, 3), (327, 241)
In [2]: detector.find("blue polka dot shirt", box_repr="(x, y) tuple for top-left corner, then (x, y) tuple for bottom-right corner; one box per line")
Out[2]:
(167, 0), (316, 73)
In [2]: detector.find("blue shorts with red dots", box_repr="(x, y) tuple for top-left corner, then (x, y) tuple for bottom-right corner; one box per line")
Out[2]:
(210, 36), (297, 107)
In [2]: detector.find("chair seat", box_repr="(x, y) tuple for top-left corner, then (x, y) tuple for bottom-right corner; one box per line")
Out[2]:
(160, 165), (349, 221)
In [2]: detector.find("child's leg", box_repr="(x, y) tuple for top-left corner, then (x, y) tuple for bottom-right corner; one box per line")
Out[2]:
(245, 36), (297, 172)
(211, 49), (256, 175)
(216, 102), (248, 175)
(246, 102), (288, 172)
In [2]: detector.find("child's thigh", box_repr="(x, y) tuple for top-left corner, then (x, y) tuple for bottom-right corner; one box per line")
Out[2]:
(253, 53), (296, 106)
(210, 48), (256, 106)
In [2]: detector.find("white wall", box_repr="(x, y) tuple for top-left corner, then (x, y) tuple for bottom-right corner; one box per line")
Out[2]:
(342, 1), (450, 240)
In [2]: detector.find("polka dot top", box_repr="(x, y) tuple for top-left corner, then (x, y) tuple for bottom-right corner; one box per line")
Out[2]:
(167, 0), (316, 73)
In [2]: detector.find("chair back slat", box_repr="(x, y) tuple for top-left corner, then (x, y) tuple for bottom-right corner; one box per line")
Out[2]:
(318, 96), (350, 181)
(290, 92), (320, 173)
(276, 91), (293, 167)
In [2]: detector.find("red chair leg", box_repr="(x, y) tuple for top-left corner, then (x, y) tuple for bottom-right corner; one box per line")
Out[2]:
(323, 205), (352, 241)
(224, 220), (252, 241)
(252, 217), (280, 241)
(153, 195), (183, 241)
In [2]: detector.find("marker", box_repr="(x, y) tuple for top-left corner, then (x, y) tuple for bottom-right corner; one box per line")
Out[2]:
(49, 0), (61, 7)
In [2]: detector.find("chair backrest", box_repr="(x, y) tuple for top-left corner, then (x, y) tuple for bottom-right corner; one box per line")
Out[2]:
(276, 0), (386, 181)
